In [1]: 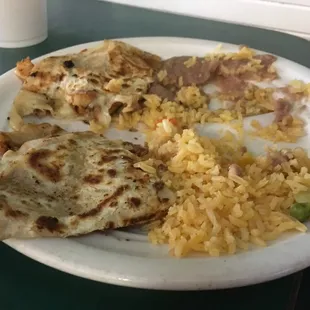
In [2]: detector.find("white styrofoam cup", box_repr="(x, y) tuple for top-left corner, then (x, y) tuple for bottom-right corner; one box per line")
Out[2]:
(0, 0), (47, 48)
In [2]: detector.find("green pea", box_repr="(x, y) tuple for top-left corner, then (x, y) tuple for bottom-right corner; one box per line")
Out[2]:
(290, 203), (310, 222)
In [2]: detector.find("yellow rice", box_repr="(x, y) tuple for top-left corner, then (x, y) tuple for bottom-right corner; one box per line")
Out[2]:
(250, 118), (305, 143)
(146, 124), (308, 257)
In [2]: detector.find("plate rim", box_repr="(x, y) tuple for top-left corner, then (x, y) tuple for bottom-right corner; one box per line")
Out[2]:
(2, 36), (310, 290)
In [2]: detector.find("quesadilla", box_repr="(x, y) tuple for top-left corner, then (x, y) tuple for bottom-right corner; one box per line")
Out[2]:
(0, 123), (65, 157)
(10, 40), (162, 132)
(0, 131), (174, 239)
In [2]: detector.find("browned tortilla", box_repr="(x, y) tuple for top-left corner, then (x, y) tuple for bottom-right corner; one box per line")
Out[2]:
(0, 131), (175, 239)
(10, 40), (162, 132)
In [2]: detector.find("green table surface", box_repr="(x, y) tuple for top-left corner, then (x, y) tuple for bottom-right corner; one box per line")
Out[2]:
(1, 0), (310, 309)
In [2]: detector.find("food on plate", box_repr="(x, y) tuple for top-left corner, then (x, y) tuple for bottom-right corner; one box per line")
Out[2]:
(0, 131), (174, 239)
(156, 56), (219, 88)
(146, 121), (308, 256)
(250, 117), (305, 143)
(216, 53), (278, 81)
(290, 191), (310, 222)
(4, 40), (310, 257)
(116, 87), (306, 144)
(10, 40), (161, 132)
(112, 47), (308, 143)
(11, 43), (295, 138)
(290, 203), (310, 223)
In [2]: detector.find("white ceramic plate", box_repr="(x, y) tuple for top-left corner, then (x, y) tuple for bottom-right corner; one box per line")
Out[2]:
(2, 37), (310, 290)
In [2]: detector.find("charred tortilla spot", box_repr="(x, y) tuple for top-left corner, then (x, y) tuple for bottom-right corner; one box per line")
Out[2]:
(68, 139), (77, 145)
(63, 60), (75, 68)
(107, 169), (117, 177)
(123, 142), (149, 157)
(106, 221), (115, 229)
(90, 78), (99, 84)
(109, 101), (124, 115)
(154, 181), (165, 191)
(129, 197), (141, 208)
(0, 139), (10, 156)
(33, 109), (49, 117)
(110, 201), (118, 207)
(36, 216), (63, 232)
(107, 149), (123, 155)
(83, 174), (102, 184)
(98, 155), (118, 165)
(73, 105), (86, 115)
(79, 185), (129, 218)
(131, 146), (148, 157)
(28, 150), (61, 183)
(137, 174), (150, 184)
(57, 145), (67, 150)
(5, 209), (26, 218)
(78, 207), (100, 218)
(157, 164), (167, 173)
(58, 73), (65, 81)
(102, 149), (133, 162)
(97, 185), (129, 208)
(124, 211), (167, 226)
